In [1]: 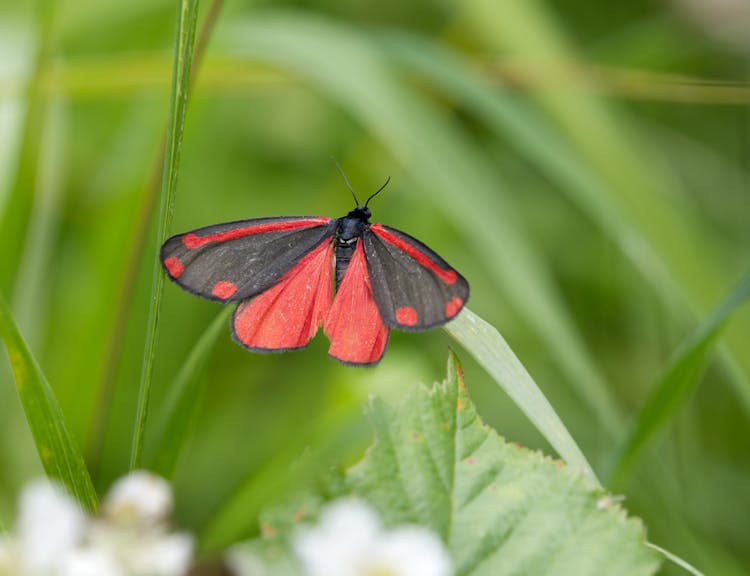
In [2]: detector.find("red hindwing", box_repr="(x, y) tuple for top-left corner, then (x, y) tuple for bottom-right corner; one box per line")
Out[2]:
(324, 242), (389, 365)
(232, 239), (334, 351)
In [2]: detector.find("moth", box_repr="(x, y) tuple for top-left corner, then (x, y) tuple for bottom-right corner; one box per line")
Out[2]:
(161, 165), (468, 365)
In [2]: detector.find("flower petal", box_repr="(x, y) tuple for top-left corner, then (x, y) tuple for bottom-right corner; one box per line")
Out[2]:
(58, 547), (125, 576)
(293, 499), (381, 576)
(103, 471), (173, 527)
(375, 526), (452, 576)
(18, 480), (85, 572)
(128, 533), (194, 576)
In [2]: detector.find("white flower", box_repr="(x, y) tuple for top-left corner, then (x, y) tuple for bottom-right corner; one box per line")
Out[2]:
(103, 471), (173, 527)
(370, 527), (454, 576)
(293, 499), (452, 576)
(86, 471), (193, 576)
(0, 472), (193, 576)
(135, 534), (193, 576)
(17, 480), (86, 574)
(58, 547), (124, 576)
(94, 527), (193, 576)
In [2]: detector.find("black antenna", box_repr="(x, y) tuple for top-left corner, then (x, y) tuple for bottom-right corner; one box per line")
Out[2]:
(365, 176), (390, 207)
(331, 157), (360, 205)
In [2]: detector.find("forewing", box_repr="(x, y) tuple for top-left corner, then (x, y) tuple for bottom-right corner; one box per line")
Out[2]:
(161, 216), (336, 302)
(232, 239), (334, 351)
(363, 223), (469, 330)
(324, 242), (389, 365)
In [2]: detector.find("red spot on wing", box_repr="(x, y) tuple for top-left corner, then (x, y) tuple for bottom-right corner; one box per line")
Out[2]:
(164, 257), (184, 278)
(395, 306), (418, 326)
(370, 224), (457, 285)
(212, 280), (238, 299)
(445, 296), (464, 318)
(324, 243), (388, 365)
(233, 240), (334, 350)
(183, 217), (331, 250)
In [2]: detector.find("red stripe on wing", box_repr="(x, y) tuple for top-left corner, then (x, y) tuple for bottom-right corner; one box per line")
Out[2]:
(184, 217), (331, 249)
(232, 239), (334, 350)
(324, 243), (389, 365)
(370, 224), (457, 285)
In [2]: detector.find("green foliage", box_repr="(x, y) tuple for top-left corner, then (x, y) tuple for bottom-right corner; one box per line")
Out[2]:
(610, 270), (750, 488)
(131, 0), (201, 470)
(0, 0), (748, 573)
(231, 354), (660, 575)
(145, 307), (232, 478)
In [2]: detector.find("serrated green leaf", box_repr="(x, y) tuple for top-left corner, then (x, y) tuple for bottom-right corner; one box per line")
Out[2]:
(0, 293), (98, 510)
(231, 353), (659, 576)
(345, 352), (658, 576)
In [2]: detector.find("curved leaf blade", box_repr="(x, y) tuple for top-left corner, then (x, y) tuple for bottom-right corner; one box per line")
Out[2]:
(610, 270), (750, 487)
(445, 308), (599, 484)
(459, 0), (750, 412)
(145, 307), (232, 478)
(130, 0), (200, 469)
(0, 294), (97, 510)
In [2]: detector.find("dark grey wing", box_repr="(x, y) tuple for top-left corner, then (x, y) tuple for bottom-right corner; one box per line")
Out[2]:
(160, 216), (338, 302)
(362, 223), (469, 331)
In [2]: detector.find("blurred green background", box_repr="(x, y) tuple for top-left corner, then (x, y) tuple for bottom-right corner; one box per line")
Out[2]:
(0, 0), (748, 573)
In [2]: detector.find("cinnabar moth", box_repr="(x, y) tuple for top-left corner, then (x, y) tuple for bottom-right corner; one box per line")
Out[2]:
(160, 166), (469, 365)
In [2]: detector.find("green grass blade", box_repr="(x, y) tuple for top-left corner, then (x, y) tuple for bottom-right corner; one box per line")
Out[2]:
(459, 0), (750, 411)
(382, 32), (626, 435)
(0, 293), (98, 510)
(12, 97), (66, 348)
(445, 308), (599, 485)
(91, 0), (223, 475)
(146, 307), (232, 478)
(645, 543), (705, 576)
(609, 271), (750, 488)
(130, 0), (200, 470)
(0, 6), (50, 298)
(381, 35), (742, 456)
(0, 15), (53, 494)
